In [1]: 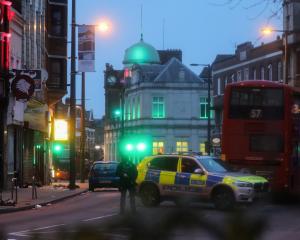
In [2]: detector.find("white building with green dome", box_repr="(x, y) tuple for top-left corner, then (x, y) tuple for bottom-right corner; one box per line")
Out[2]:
(104, 38), (212, 163)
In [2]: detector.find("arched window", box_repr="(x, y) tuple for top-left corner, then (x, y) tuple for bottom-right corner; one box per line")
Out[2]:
(268, 64), (272, 81)
(261, 67), (265, 80)
(278, 62), (282, 82)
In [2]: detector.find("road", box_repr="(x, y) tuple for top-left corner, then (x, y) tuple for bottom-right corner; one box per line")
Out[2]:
(0, 189), (300, 240)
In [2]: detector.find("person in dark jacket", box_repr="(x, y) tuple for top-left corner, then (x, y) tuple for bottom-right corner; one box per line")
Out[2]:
(116, 157), (138, 214)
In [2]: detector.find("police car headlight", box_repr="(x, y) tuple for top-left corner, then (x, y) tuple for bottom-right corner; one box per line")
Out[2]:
(234, 181), (253, 188)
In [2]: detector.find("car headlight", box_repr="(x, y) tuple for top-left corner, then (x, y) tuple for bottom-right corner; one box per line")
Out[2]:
(234, 181), (253, 188)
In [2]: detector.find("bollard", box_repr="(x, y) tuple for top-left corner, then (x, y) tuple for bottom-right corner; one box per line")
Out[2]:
(11, 177), (18, 204)
(11, 178), (15, 200)
(32, 176), (37, 200)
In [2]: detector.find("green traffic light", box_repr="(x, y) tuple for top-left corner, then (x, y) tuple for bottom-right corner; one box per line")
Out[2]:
(126, 143), (134, 151)
(53, 143), (63, 153)
(113, 109), (121, 117)
(137, 143), (146, 152)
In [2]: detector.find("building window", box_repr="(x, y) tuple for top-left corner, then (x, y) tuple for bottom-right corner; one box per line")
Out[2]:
(137, 96), (140, 119)
(127, 100), (131, 121)
(239, 50), (247, 61)
(224, 76), (228, 87)
(237, 71), (242, 82)
(200, 143), (206, 155)
(231, 73), (235, 83)
(176, 141), (188, 153)
(278, 62), (282, 82)
(217, 78), (221, 95)
(152, 97), (165, 119)
(261, 67), (265, 80)
(153, 141), (164, 155)
(244, 68), (249, 80)
(132, 98), (136, 120)
(51, 7), (64, 36)
(253, 69), (257, 80)
(268, 64), (272, 81)
(200, 97), (209, 119)
(179, 69), (185, 81)
(48, 59), (63, 87)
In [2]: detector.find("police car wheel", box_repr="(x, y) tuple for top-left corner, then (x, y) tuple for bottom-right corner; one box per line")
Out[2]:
(212, 188), (235, 210)
(140, 184), (160, 207)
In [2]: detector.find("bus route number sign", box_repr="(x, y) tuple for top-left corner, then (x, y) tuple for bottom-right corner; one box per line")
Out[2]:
(250, 109), (262, 119)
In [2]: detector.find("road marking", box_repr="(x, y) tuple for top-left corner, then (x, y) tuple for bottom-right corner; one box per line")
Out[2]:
(82, 213), (118, 222)
(8, 213), (117, 237)
(8, 223), (66, 237)
(31, 224), (66, 231)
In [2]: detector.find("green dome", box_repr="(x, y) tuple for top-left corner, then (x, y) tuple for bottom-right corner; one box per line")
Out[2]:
(123, 39), (160, 66)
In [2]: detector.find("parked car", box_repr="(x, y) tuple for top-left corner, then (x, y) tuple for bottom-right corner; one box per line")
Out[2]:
(88, 161), (120, 191)
(136, 153), (269, 210)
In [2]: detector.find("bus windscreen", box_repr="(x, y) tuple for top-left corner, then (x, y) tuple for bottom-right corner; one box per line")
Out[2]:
(229, 87), (284, 120)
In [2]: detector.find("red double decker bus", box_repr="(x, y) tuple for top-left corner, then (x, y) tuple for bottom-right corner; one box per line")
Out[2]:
(222, 80), (300, 194)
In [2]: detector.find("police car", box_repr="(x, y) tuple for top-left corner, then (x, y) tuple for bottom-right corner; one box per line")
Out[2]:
(136, 153), (269, 210)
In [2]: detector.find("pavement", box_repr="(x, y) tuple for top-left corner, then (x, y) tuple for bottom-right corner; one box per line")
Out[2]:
(0, 181), (89, 214)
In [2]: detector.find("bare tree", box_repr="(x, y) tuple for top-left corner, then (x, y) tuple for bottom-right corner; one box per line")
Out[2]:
(210, 0), (284, 21)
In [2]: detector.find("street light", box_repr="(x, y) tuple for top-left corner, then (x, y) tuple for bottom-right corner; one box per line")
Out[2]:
(190, 63), (212, 155)
(261, 26), (299, 84)
(69, 1), (113, 188)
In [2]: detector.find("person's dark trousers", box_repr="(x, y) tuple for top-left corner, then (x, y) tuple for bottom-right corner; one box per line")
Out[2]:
(120, 187), (136, 214)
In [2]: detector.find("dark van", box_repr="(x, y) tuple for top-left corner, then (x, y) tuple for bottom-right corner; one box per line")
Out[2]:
(88, 161), (119, 191)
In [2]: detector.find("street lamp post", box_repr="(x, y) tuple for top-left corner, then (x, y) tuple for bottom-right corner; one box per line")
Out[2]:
(69, 0), (77, 189)
(80, 73), (85, 183)
(191, 63), (212, 155)
(261, 27), (300, 84)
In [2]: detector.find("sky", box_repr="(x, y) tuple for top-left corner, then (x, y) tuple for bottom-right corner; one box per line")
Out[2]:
(70, 0), (282, 119)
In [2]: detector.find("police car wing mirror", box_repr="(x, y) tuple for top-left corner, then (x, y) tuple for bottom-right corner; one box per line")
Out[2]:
(194, 168), (204, 175)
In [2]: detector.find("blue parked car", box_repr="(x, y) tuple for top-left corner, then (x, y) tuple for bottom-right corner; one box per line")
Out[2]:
(88, 161), (120, 191)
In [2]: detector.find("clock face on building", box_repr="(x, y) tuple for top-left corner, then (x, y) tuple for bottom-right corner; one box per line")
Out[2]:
(107, 75), (117, 85)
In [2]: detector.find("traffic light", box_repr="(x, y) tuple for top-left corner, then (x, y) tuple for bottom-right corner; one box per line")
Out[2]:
(0, 1), (11, 34)
(53, 142), (64, 154)
(113, 108), (121, 118)
(119, 135), (152, 160)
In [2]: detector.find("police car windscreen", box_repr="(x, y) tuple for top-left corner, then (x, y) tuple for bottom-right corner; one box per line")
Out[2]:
(196, 157), (231, 173)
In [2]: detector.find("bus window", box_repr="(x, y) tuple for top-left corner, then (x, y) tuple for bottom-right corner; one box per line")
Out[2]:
(250, 134), (283, 153)
(229, 87), (284, 120)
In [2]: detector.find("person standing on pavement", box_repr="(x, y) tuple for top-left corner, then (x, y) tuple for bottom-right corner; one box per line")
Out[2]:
(116, 157), (138, 214)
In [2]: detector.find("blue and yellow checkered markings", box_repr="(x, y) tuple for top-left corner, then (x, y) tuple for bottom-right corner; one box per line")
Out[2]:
(145, 170), (160, 183)
(206, 174), (224, 187)
(175, 172), (190, 185)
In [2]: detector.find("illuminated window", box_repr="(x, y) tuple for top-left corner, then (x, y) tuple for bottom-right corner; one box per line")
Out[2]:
(153, 141), (164, 155)
(200, 143), (207, 155)
(200, 97), (213, 119)
(176, 141), (188, 153)
(152, 97), (165, 118)
(200, 97), (208, 119)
